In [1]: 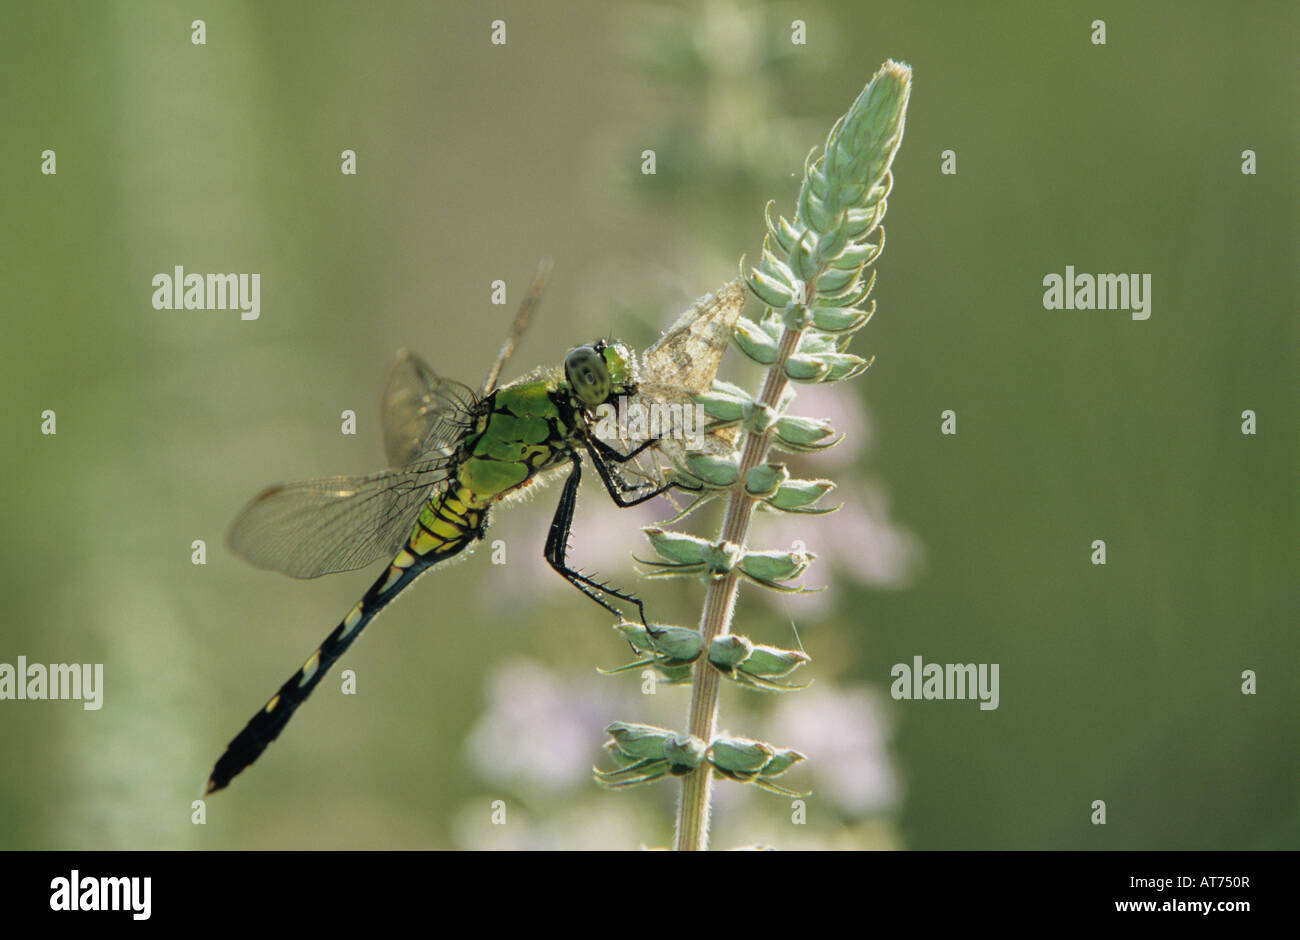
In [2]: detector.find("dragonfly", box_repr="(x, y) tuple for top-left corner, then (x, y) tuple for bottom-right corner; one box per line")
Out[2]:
(205, 268), (745, 794)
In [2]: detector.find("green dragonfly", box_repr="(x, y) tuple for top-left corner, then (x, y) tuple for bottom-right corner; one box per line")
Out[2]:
(205, 270), (745, 794)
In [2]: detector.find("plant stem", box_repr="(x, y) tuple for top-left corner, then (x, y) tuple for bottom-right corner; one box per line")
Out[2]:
(673, 326), (803, 851)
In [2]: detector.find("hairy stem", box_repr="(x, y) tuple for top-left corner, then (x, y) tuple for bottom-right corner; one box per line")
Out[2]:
(674, 327), (803, 851)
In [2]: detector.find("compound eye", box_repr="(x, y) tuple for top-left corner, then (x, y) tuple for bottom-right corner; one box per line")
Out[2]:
(564, 345), (611, 406)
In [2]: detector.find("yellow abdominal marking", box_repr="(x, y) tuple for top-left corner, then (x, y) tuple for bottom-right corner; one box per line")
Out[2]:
(379, 566), (403, 593)
(427, 517), (460, 539)
(298, 650), (321, 687)
(341, 603), (363, 637)
(410, 521), (461, 555)
(265, 694), (280, 713)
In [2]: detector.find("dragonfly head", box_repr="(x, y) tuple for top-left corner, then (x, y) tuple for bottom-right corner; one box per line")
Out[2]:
(564, 339), (636, 409)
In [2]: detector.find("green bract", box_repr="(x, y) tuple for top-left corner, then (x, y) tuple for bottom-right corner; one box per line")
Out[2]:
(709, 736), (773, 775)
(707, 634), (753, 669)
(663, 734), (707, 771)
(641, 528), (707, 565)
(772, 414), (840, 452)
(684, 453), (741, 488)
(739, 644), (811, 679)
(732, 317), (780, 363)
(700, 539), (742, 575)
(744, 463), (789, 498)
(766, 478), (836, 513)
(738, 548), (812, 584)
(605, 722), (671, 761)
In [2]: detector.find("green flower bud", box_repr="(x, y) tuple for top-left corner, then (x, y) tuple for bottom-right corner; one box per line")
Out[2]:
(783, 354), (830, 382)
(685, 453), (740, 487)
(817, 352), (873, 383)
(709, 736), (774, 776)
(810, 304), (871, 334)
(738, 548), (812, 583)
(814, 221), (850, 265)
(831, 270), (877, 309)
(797, 330), (839, 355)
(768, 478), (835, 511)
(707, 634), (754, 669)
(815, 263), (864, 296)
(740, 399), (778, 433)
(759, 748), (807, 778)
(745, 463), (789, 498)
(733, 317), (780, 364)
(614, 620), (657, 654)
(772, 414), (839, 451)
(826, 240), (877, 271)
(746, 267), (794, 309)
(663, 733), (706, 771)
(645, 624), (704, 662)
(798, 180), (836, 236)
(758, 248), (799, 287)
(696, 381), (749, 422)
(700, 539), (741, 574)
(843, 205), (880, 239)
(788, 231), (819, 283)
(737, 644), (810, 679)
(605, 722), (672, 761)
(781, 300), (812, 331)
(757, 313), (785, 341)
(642, 527), (707, 565)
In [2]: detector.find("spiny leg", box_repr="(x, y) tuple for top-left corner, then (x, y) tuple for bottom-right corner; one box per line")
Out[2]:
(588, 432), (658, 465)
(586, 430), (707, 501)
(585, 441), (680, 507)
(544, 452), (648, 623)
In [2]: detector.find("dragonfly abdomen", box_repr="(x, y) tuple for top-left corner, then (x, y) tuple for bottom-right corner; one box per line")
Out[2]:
(205, 569), (399, 794)
(411, 482), (486, 557)
(205, 485), (487, 795)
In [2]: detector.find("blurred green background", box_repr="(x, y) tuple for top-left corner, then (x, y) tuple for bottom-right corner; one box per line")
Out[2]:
(1, 0), (1295, 850)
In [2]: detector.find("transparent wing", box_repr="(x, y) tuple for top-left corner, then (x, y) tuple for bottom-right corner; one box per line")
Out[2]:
(625, 279), (746, 476)
(382, 349), (479, 469)
(640, 278), (746, 396)
(480, 258), (552, 396)
(227, 453), (455, 579)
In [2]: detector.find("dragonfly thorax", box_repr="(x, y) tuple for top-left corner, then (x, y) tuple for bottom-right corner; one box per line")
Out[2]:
(455, 379), (575, 501)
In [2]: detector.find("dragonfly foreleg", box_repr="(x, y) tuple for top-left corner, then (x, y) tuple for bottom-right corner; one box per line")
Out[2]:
(544, 452), (649, 624)
(587, 433), (658, 464)
(585, 441), (678, 508)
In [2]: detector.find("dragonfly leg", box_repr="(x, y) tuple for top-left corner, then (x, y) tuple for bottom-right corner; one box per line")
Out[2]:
(586, 431), (708, 498)
(587, 433), (658, 464)
(545, 452), (649, 624)
(585, 442), (678, 507)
